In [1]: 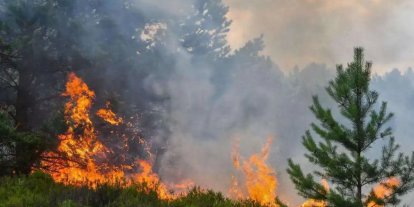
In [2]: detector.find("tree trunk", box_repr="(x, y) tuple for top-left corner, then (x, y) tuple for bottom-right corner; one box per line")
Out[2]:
(14, 64), (36, 175)
(15, 70), (32, 131)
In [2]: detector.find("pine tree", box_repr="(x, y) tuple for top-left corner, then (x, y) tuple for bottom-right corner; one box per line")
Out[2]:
(179, 0), (231, 59)
(287, 48), (414, 206)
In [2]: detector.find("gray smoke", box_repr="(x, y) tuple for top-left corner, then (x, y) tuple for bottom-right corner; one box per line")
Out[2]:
(2, 0), (414, 205)
(224, 0), (414, 74)
(91, 1), (414, 205)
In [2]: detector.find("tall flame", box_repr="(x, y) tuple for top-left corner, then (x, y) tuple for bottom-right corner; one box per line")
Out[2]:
(229, 138), (279, 206)
(41, 72), (122, 186)
(40, 72), (190, 199)
(134, 160), (175, 199)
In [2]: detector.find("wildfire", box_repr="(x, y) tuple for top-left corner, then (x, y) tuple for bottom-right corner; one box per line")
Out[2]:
(301, 200), (327, 207)
(41, 72), (120, 186)
(40, 72), (190, 199)
(229, 138), (278, 206)
(96, 102), (123, 125)
(300, 179), (329, 207)
(42, 73), (399, 206)
(301, 177), (400, 207)
(133, 160), (175, 199)
(367, 177), (400, 207)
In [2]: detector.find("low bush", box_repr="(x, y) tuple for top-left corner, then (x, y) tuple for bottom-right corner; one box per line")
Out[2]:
(0, 172), (270, 207)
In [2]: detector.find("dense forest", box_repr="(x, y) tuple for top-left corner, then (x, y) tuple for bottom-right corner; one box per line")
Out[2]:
(1, 0), (414, 206)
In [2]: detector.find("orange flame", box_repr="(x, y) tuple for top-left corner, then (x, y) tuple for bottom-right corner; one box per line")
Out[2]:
(301, 199), (328, 207)
(301, 177), (400, 207)
(133, 160), (175, 199)
(96, 102), (123, 125)
(301, 179), (329, 207)
(367, 177), (400, 207)
(41, 72), (120, 186)
(40, 72), (190, 199)
(229, 138), (278, 206)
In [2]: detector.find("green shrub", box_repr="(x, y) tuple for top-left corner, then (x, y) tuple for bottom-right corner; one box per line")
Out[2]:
(0, 172), (271, 207)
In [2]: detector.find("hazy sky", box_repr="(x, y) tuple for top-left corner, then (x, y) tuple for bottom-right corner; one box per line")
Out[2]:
(224, 0), (414, 74)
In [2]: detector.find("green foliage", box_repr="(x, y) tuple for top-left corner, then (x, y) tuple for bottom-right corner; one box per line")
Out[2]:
(287, 48), (414, 206)
(0, 172), (272, 207)
(0, 110), (52, 175)
(173, 188), (234, 207)
(0, 172), (57, 207)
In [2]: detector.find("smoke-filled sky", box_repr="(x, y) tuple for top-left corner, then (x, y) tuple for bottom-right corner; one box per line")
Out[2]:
(225, 0), (414, 73)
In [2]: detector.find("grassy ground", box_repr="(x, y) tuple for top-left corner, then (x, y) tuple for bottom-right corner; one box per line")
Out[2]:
(0, 172), (268, 207)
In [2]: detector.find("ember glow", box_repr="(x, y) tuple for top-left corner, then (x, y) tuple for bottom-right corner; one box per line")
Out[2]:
(229, 138), (279, 206)
(40, 72), (190, 199)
